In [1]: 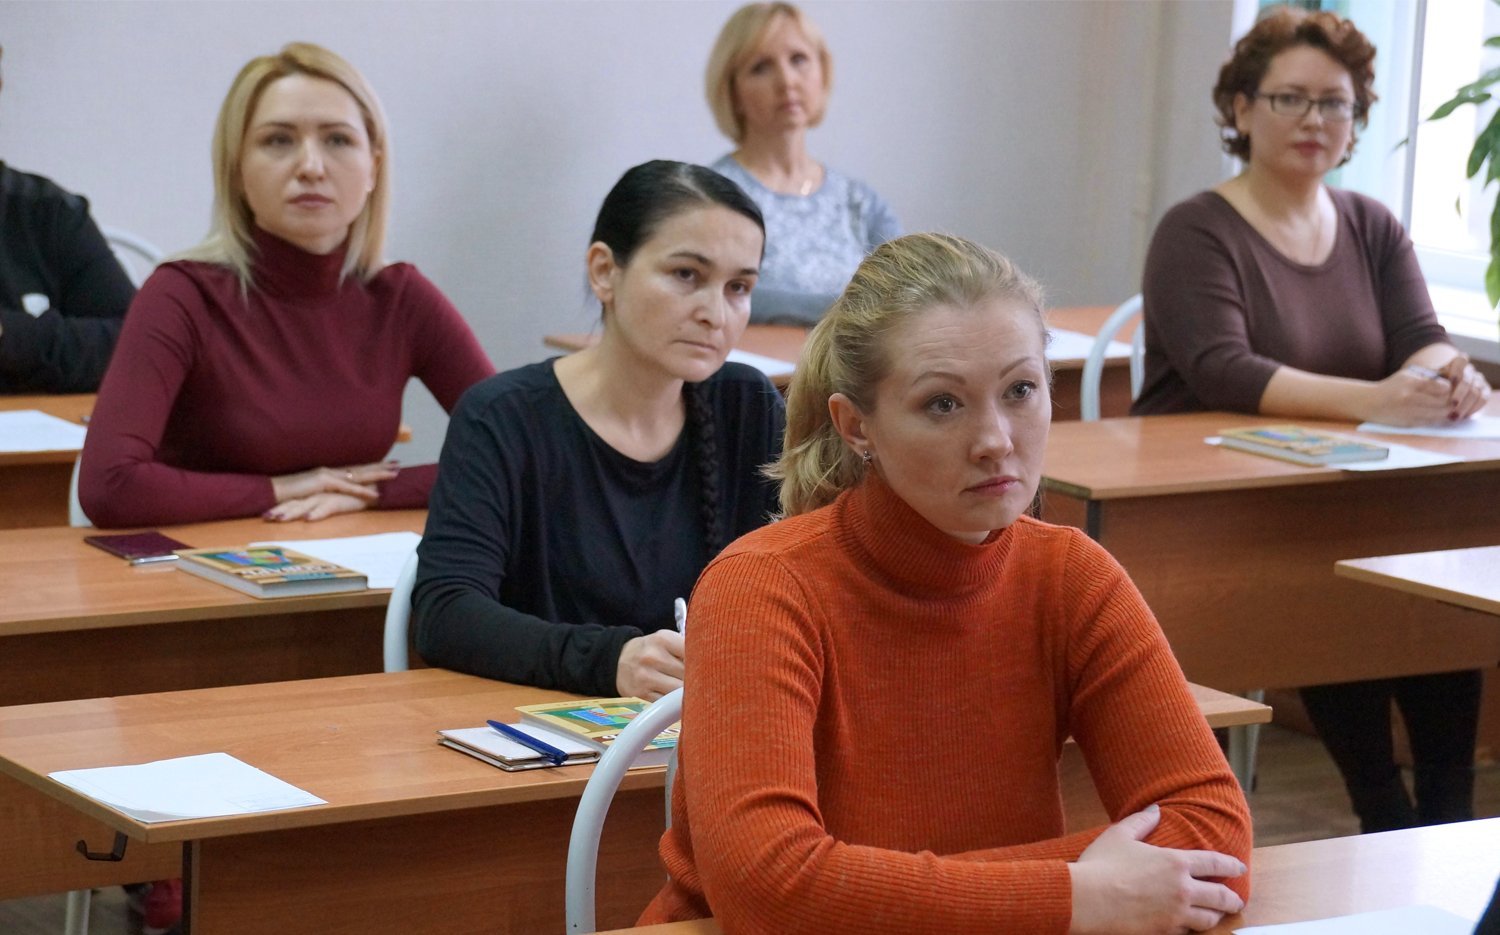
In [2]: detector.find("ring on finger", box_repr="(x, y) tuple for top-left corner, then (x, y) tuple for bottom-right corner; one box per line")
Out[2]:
(345, 470), (354, 482)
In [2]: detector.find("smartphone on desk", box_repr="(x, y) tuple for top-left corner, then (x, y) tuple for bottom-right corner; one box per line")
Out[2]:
(83, 531), (191, 565)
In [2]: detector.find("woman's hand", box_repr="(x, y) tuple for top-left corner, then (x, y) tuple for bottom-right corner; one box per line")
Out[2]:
(271, 461), (399, 504)
(1068, 805), (1246, 935)
(1437, 354), (1492, 421)
(264, 491), (374, 522)
(616, 630), (686, 701)
(1364, 369), (1454, 427)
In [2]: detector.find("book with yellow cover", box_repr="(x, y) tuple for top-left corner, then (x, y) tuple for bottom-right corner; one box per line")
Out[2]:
(515, 697), (679, 767)
(174, 545), (367, 599)
(1218, 425), (1389, 467)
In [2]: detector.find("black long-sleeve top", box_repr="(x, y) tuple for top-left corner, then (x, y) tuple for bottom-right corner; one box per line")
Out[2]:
(0, 162), (136, 393)
(413, 358), (785, 696)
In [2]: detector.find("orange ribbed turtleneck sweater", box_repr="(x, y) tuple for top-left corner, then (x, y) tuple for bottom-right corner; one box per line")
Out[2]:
(639, 473), (1252, 934)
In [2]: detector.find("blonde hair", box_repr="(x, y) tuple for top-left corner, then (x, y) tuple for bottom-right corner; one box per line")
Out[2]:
(769, 233), (1045, 517)
(705, 2), (833, 143)
(173, 42), (391, 286)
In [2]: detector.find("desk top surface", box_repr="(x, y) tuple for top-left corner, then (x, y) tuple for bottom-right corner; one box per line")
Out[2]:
(1336, 545), (1500, 617)
(597, 818), (1500, 934)
(0, 670), (1262, 847)
(0, 510), (426, 636)
(0, 668), (665, 845)
(0, 394), (94, 467)
(1043, 406), (1500, 500)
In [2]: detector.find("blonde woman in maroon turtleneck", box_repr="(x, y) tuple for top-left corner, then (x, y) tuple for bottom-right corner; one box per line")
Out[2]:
(80, 43), (491, 530)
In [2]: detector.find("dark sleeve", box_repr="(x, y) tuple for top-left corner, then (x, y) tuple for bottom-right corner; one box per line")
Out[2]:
(1140, 200), (1282, 412)
(1357, 196), (1450, 371)
(412, 385), (640, 695)
(373, 269), (496, 510)
(0, 192), (135, 393)
(78, 268), (275, 528)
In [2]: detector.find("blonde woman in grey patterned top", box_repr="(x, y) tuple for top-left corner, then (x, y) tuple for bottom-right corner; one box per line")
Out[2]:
(706, 2), (901, 325)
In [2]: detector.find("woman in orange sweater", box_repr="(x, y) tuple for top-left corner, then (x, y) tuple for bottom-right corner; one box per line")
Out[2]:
(639, 233), (1252, 934)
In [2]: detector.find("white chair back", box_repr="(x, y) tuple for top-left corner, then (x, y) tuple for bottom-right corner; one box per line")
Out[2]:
(565, 688), (684, 934)
(1079, 294), (1145, 422)
(382, 551), (420, 672)
(100, 226), (164, 287)
(68, 454), (91, 528)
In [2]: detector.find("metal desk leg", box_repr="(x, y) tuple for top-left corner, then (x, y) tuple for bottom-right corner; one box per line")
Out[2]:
(1227, 689), (1266, 791)
(63, 889), (91, 935)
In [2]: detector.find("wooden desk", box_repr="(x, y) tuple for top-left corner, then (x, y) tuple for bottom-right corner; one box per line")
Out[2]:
(0, 672), (1263, 920)
(544, 307), (1132, 420)
(0, 510), (425, 705)
(595, 817), (1500, 934)
(0, 670), (670, 933)
(0, 394), (93, 529)
(0, 510), (426, 901)
(1041, 410), (1500, 693)
(0, 392), (413, 529)
(1337, 545), (1500, 618)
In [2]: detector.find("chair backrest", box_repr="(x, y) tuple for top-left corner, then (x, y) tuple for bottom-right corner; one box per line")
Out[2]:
(382, 551), (420, 672)
(100, 226), (164, 287)
(565, 687), (684, 934)
(1079, 294), (1145, 422)
(68, 454), (91, 528)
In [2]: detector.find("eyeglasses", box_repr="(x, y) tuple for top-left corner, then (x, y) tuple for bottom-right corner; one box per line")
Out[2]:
(1252, 91), (1358, 123)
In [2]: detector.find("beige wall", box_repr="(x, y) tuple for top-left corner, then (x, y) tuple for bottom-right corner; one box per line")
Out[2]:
(1, 0), (1236, 462)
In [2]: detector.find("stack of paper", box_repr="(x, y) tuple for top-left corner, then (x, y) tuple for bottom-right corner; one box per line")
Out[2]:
(49, 752), (325, 823)
(0, 410), (86, 453)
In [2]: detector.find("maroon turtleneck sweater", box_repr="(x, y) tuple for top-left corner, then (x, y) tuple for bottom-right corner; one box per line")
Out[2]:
(79, 229), (494, 528)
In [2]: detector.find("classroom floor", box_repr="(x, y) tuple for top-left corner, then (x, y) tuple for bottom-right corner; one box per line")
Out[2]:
(2, 724), (1498, 934)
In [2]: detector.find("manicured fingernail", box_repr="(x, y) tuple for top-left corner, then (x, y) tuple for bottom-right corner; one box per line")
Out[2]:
(1449, 412), (1459, 421)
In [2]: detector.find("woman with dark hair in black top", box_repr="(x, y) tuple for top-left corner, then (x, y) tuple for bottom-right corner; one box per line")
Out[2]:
(414, 160), (785, 699)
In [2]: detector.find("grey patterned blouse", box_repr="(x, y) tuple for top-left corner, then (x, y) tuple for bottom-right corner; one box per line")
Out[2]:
(711, 155), (901, 325)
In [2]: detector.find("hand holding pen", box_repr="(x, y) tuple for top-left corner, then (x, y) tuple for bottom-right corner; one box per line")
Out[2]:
(1406, 354), (1492, 422)
(613, 597), (688, 702)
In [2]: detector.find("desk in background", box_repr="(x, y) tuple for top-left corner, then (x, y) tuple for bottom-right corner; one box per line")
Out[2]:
(0, 394), (92, 528)
(1041, 410), (1500, 695)
(1337, 545), (1500, 618)
(0, 671), (1265, 928)
(0, 392), (414, 530)
(544, 306), (1132, 420)
(595, 817), (1500, 934)
(0, 510), (423, 902)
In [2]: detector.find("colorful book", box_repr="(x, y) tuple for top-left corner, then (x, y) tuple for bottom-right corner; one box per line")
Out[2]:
(515, 697), (679, 768)
(437, 725), (600, 772)
(1218, 425), (1389, 467)
(174, 545), (368, 598)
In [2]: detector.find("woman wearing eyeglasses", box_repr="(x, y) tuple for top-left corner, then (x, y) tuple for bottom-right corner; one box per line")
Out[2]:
(1135, 7), (1487, 837)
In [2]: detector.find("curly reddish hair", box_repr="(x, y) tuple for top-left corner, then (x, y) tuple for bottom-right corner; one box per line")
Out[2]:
(1213, 6), (1377, 165)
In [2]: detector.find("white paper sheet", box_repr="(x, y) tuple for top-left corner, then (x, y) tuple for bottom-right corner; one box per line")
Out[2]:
(1235, 904), (1474, 934)
(726, 348), (796, 378)
(0, 410), (87, 453)
(1336, 442), (1464, 471)
(1358, 415), (1500, 440)
(1046, 328), (1130, 362)
(251, 531), (421, 589)
(49, 752), (325, 823)
(1204, 436), (1464, 471)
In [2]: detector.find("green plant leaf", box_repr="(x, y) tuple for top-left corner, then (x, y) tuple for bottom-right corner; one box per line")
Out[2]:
(1486, 35), (1500, 47)
(1468, 109), (1500, 178)
(1486, 256), (1500, 309)
(1431, 88), (1494, 121)
(1451, 64), (1500, 101)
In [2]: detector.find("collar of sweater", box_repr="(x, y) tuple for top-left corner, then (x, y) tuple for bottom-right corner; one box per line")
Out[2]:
(249, 227), (350, 301)
(836, 471), (1014, 599)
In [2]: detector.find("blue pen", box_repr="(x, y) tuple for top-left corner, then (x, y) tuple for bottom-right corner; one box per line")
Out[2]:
(487, 720), (569, 766)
